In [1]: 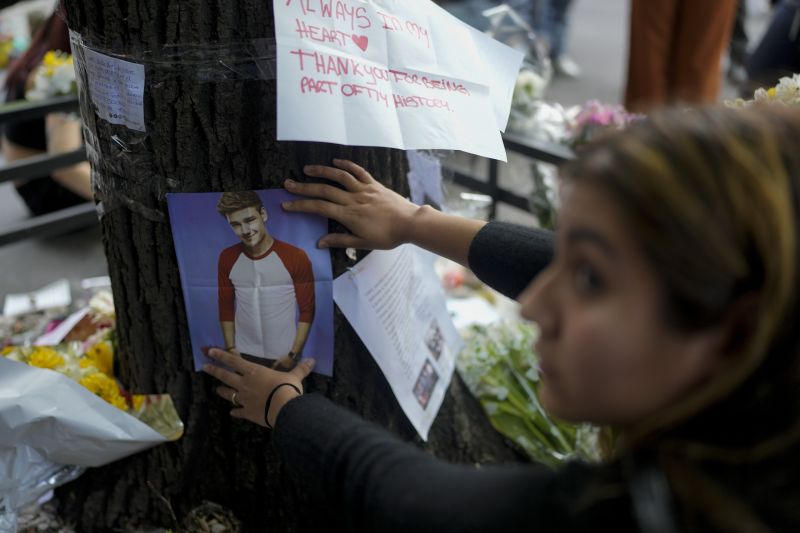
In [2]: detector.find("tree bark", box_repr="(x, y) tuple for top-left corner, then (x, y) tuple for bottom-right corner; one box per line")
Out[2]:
(58, 1), (523, 531)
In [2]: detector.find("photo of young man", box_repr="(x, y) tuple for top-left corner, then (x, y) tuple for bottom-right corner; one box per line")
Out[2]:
(216, 191), (315, 371)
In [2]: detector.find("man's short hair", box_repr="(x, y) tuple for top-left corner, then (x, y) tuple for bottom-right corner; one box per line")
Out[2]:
(216, 191), (264, 218)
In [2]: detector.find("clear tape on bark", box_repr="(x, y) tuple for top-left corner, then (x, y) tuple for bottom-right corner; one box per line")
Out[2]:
(90, 169), (168, 223)
(69, 29), (277, 219)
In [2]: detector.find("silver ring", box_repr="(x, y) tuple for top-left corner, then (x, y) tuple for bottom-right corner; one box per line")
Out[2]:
(231, 391), (241, 407)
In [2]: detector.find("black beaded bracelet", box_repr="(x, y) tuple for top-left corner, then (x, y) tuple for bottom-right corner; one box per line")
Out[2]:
(264, 382), (302, 429)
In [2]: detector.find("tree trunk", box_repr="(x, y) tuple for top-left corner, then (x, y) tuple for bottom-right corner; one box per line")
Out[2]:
(58, 1), (522, 530)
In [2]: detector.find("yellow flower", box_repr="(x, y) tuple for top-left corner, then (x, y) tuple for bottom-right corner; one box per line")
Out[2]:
(109, 393), (128, 411)
(768, 87), (777, 98)
(79, 372), (129, 411)
(132, 395), (145, 411)
(43, 51), (57, 66)
(84, 341), (114, 376)
(80, 371), (114, 395)
(39, 50), (73, 78)
(28, 347), (65, 369)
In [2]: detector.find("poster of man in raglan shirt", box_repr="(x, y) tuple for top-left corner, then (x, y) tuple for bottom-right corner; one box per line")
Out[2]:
(167, 189), (334, 376)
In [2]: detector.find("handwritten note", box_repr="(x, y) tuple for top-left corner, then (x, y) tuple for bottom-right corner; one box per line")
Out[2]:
(83, 49), (145, 132)
(275, 0), (524, 161)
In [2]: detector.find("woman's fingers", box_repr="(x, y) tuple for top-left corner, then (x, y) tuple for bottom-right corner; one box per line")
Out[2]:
(302, 165), (361, 191)
(230, 408), (247, 419)
(290, 358), (316, 382)
(318, 233), (369, 250)
(203, 362), (242, 388)
(207, 347), (249, 373)
(285, 179), (350, 204)
(216, 386), (237, 402)
(333, 159), (374, 183)
(282, 198), (345, 221)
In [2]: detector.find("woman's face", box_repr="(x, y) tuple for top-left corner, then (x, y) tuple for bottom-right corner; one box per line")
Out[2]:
(518, 182), (721, 427)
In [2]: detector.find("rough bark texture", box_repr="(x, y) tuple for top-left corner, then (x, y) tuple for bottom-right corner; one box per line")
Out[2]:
(58, 1), (523, 531)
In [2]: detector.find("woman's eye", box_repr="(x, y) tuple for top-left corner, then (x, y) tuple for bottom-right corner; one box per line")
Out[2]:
(574, 262), (605, 294)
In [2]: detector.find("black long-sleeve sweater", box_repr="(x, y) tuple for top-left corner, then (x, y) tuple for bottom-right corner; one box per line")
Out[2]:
(273, 222), (641, 532)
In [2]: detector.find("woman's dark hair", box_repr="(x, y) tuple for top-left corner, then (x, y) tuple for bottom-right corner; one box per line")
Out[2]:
(561, 106), (800, 531)
(4, 12), (71, 101)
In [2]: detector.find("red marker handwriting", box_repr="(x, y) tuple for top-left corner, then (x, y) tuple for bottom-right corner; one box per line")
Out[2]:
(289, 48), (469, 95)
(286, 0), (371, 31)
(376, 10), (431, 48)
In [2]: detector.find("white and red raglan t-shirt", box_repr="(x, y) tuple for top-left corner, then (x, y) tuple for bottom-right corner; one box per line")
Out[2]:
(218, 239), (315, 359)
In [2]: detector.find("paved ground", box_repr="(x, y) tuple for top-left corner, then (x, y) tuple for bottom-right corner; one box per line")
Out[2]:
(0, 0), (775, 302)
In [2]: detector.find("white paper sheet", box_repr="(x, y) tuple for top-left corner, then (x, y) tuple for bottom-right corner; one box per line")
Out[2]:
(406, 150), (444, 207)
(3, 280), (71, 317)
(274, 0), (523, 160)
(333, 245), (463, 439)
(83, 48), (145, 132)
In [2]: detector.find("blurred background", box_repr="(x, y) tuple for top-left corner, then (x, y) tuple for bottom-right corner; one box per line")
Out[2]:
(0, 0), (781, 301)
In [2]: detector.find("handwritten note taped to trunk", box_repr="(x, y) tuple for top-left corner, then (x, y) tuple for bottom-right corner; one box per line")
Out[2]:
(84, 48), (145, 132)
(275, 0), (524, 161)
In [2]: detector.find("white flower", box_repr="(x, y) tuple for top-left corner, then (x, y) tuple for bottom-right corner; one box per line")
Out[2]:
(89, 290), (115, 322)
(24, 51), (76, 101)
(25, 74), (51, 101)
(512, 69), (547, 110)
(50, 64), (75, 95)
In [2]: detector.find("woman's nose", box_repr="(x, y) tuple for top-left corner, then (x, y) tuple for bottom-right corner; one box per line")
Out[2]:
(518, 267), (559, 339)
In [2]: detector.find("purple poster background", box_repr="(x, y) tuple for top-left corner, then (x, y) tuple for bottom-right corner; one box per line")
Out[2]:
(167, 189), (334, 375)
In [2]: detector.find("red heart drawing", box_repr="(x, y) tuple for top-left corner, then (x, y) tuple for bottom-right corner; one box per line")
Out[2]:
(352, 35), (369, 52)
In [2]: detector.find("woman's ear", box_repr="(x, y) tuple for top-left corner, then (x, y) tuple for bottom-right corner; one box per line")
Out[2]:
(717, 292), (760, 362)
(678, 324), (728, 385)
(672, 295), (759, 384)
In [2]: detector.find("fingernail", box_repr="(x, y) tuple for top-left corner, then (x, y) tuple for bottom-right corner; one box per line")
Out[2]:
(332, 158), (342, 164)
(318, 240), (328, 249)
(306, 358), (317, 367)
(282, 202), (293, 210)
(285, 179), (296, 188)
(304, 165), (316, 173)
(203, 364), (212, 372)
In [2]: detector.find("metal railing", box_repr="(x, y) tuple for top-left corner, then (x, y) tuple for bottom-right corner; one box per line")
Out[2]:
(0, 202), (97, 247)
(0, 95), (575, 247)
(0, 95), (96, 247)
(447, 132), (575, 219)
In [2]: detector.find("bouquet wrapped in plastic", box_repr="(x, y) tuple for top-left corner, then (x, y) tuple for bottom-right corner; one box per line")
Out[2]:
(457, 320), (599, 467)
(0, 292), (183, 532)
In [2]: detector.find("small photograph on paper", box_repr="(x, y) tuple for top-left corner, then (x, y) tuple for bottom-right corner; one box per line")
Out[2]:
(413, 359), (440, 409)
(167, 189), (334, 376)
(424, 319), (445, 361)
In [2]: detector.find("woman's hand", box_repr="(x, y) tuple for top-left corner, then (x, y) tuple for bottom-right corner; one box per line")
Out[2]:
(203, 348), (316, 428)
(282, 159), (421, 250)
